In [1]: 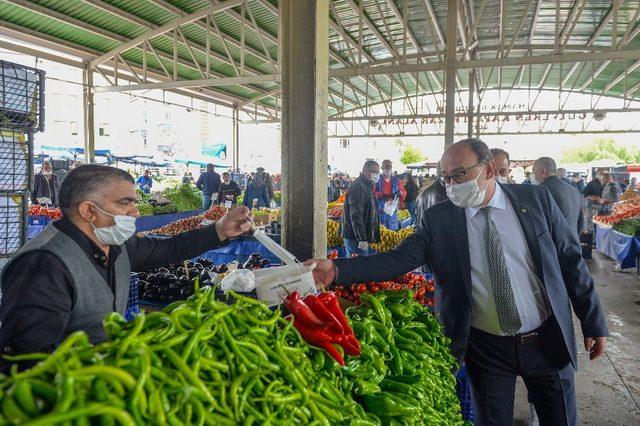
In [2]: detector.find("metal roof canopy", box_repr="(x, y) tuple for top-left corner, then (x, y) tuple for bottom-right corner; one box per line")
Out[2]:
(1, 0), (640, 132)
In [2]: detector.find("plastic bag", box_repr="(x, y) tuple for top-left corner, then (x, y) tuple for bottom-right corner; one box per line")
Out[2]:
(220, 269), (256, 292)
(383, 194), (400, 216)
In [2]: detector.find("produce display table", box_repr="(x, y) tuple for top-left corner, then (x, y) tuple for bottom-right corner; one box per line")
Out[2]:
(199, 236), (281, 265)
(594, 224), (640, 272)
(135, 210), (203, 232)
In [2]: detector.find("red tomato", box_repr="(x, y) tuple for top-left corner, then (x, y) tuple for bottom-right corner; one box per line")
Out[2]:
(370, 284), (379, 293)
(357, 284), (367, 293)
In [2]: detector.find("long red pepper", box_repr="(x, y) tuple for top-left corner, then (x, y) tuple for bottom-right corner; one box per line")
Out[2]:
(317, 292), (361, 356)
(283, 291), (327, 328)
(303, 294), (344, 335)
(292, 318), (345, 365)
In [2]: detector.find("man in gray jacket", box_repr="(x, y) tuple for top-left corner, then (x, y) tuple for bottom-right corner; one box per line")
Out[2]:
(533, 157), (584, 238)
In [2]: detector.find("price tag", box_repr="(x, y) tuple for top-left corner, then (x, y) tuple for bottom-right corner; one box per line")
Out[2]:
(224, 200), (232, 209)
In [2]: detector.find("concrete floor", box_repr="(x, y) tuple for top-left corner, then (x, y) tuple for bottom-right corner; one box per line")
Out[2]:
(513, 251), (640, 425)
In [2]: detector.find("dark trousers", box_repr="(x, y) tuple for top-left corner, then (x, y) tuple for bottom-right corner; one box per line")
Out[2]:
(465, 317), (577, 426)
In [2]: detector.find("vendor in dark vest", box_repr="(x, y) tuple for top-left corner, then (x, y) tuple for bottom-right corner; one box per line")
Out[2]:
(0, 165), (252, 372)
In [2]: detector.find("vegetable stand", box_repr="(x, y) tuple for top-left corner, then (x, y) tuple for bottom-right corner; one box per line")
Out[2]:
(594, 224), (640, 273)
(0, 285), (470, 424)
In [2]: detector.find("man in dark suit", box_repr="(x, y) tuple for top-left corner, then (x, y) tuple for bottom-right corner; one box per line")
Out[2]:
(533, 157), (584, 238)
(307, 139), (608, 426)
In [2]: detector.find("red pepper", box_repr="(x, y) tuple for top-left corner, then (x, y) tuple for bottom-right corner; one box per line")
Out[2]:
(303, 294), (344, 335)
(292, 318), (344, 365)
(317, 292), (361, 356)
(283, 291), (327, 328)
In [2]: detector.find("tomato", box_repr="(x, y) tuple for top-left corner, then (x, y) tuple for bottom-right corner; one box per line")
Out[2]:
(357, 284), (367, 293)
(370, 284), (379, 293)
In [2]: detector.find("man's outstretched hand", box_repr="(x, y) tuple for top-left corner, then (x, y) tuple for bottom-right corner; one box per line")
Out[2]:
(584, 337), (607, 361)
(215, 206), (253, 241)
(304, 259), (337, 289)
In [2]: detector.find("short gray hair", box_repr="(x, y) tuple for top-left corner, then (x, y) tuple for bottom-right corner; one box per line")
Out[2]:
(535, 157), (557, 174)
(556, 167), (567, 178)
(59, 164), (134, 216)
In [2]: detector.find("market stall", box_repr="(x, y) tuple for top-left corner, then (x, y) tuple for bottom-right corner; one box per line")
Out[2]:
(593, 192), (640, 272)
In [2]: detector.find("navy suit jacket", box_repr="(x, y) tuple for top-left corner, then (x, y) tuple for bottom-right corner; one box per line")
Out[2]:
(542, 175), (584, 237)
(335, 183), (608, 369)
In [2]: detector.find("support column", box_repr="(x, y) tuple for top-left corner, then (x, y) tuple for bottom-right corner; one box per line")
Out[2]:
(232, 107), (239, 170)
(444, 0), (458, 148)
(467, 69), (475, 138)
(82, 63), (95, 164)
(280, 0), (329, 260)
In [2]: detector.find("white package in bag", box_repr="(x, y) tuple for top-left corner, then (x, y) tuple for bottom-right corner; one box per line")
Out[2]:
(383, 194), (400, 216)
(220, 269), (256, 292)
(254, 263), (317, 307)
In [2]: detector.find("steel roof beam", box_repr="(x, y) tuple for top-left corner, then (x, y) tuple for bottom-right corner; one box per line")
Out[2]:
(331, 48), (640, 77)
(91, 0), (243, 66)
(561, 0), (626, 85)
(601, 59), (640, 93)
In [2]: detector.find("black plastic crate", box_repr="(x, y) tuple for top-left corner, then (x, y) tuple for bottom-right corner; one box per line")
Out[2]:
(0, 192), (27, 257)
(0, 60), (45, 132)
(0, 128), (32, 192)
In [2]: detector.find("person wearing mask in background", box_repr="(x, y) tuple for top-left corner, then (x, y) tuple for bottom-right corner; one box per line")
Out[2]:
(243, 170), (270, 209)
(490, 148), (511, 184)
(523, 171), (532, 184)
(532, 157), (584, 238)
(557, 168), (573, 186)
(571, 173), (585, 193)
(136, 170), (153, 194)
(32, 161), (60, 207)
(196, 163), (221, 210)
(400, 172), (420, 225)
(601, 172), (621, 207)
(415, 162), (448, 226)
(217, 172), (242, 206)
(374, 160), (406, 231)
(582, 170), (605, 231)
(0, 165), (253, 372)
(328, 175), (341, 203)
(257, 167), (276, 207)
(341, 160), (381, 257)
(182, 171), (194, 185)
(307, 138), (608, 426)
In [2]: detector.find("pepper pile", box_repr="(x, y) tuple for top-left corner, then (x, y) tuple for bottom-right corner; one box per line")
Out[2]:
(284, 291), (360, 366)
(0, 287), (368, 425)
(344, 291), (464, 424)
(331, 272), (435, 307)
(27, 204), (62, 220)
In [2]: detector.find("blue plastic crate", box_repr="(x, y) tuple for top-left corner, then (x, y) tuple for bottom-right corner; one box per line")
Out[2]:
(125, 273), (139, 321)
(456, 364), (474, 422)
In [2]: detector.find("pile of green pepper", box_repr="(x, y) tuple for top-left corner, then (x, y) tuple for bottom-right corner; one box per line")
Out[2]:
(343, 290), (466, 425)
(0, 287), (370, 425)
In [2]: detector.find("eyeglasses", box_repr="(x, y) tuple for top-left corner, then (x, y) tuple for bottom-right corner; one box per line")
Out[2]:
(439, 161), (485, 186)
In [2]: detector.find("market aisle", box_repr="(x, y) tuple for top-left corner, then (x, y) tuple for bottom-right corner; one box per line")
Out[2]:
(514, 251), (640, 425)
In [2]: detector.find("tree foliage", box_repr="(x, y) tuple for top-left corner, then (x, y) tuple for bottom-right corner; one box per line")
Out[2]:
(561, 138), (640, 164)
(400, 145), (426, 165)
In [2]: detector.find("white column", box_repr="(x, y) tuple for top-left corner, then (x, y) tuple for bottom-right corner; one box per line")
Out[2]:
(444, 0), (458, 148)
(82, 63), (95, 164)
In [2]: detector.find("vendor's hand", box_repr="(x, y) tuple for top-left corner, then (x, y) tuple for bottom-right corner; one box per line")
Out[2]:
(304, 259), (337, 289)
(358, 241), (369, 251)
(584, 337), (607, 360)
(215, 206), (253, 241)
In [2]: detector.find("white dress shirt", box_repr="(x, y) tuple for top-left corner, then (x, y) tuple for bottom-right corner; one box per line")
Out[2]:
(465, 184), (551, 335)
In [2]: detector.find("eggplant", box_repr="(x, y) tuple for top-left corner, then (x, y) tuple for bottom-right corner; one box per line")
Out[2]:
(157, 267), (170, 275)
(217, 264), (229, 274)
(188, 268), (199, 277)
(259, 258), (270, 267)
(250, 253), (261, 260)
(186, 261), (195, 269)
(176, 267), (186, 276)
(179, 275), (190, 285)
(143, 290), (158, 301)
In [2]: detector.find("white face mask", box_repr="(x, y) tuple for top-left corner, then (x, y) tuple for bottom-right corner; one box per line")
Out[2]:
(496, 176), (509, 184)
(91, 204), (137, 246)
(382, 169), (392, 177)
(446, 164), (488, 209)
(369, 172), (380, 183)
(42, 170), (52, 176)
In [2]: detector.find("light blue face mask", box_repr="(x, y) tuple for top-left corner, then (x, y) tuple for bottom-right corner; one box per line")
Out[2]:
(91, 204), (136, 245)
(446, 164), (489, 208)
